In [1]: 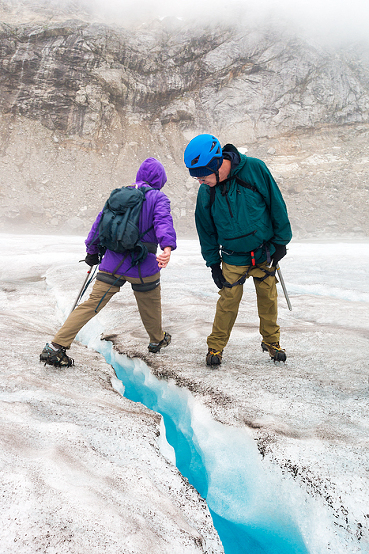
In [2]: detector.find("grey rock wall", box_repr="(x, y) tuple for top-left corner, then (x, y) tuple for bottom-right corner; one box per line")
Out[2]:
(0, 5), (368, 238)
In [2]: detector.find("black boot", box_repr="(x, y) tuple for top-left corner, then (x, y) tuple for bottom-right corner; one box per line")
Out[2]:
(40, 343), (74, 367)
(261, 341), (286, 362)
(148, 332), (171, 353)
(206, 348), (223, 366)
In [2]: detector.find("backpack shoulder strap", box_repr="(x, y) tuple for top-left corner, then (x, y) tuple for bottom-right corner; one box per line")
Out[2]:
(209, 186), (216, 207)
(209, 174), (258, 207)
(136, 184), (156, 240)
(233, 175), (259, 194)
(138, 182), (154, 194)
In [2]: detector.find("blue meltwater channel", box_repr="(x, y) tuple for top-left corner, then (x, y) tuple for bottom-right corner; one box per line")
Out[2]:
(95, 339), (309, 554)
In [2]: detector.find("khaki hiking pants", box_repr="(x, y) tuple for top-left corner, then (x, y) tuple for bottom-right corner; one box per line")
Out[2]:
(207, 261), (280, 352)
(53, 271), (163, 348)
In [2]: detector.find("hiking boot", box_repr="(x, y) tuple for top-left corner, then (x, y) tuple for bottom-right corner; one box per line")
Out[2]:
(40, 343), (74, 368)
(261, 341), (286, 362)
(148, 332), (171, 353)
(206, 348), (223, 366)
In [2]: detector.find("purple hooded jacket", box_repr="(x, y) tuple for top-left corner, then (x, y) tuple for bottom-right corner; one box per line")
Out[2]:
(85, 158), (177, 279)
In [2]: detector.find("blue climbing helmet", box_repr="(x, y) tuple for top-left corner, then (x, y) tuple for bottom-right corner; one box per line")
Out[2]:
(184, 134), (223, 177)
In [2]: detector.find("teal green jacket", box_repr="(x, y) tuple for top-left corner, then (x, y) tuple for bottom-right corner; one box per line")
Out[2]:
(195, 146), (292, 267)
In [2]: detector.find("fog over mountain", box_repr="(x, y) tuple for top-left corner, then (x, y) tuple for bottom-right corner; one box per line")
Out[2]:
(0, 0), (368, 238)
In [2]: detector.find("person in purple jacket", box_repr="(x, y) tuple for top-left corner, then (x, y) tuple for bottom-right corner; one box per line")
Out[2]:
(40, 158), (177, 368)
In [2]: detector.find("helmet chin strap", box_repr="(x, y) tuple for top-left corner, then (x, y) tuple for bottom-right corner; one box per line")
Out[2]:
(203, 159), (221, 185)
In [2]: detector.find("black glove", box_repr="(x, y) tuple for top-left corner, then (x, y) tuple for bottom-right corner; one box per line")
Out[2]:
(85, 253), (100, 267)
(211, 263), (227, 289)
(271, 244), (287, 267)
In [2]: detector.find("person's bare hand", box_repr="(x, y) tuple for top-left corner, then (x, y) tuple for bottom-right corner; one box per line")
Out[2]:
(156, 246), (171, 268)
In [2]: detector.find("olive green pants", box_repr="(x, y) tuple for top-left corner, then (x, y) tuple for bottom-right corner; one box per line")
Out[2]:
(53, 272), (163, 348)
(207, 261), (280, 351)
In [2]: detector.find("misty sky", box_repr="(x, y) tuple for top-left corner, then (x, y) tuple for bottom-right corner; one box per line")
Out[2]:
(4, 0), (368, 45)
(82, 0), (369, 44)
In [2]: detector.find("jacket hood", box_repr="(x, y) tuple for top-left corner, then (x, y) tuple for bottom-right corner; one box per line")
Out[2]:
(222, 143), (241, 170)
(136, 158), (167, 190)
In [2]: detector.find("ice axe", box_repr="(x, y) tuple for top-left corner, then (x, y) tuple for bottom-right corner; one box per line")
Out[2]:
(276, 264), (292, 311)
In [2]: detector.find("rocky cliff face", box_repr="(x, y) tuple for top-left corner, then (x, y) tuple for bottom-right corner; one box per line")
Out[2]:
(0, 1), (368, 238)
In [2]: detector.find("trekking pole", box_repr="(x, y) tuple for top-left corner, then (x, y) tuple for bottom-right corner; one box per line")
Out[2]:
(70, 265), (95, 313)
(276, 265), (292, 311)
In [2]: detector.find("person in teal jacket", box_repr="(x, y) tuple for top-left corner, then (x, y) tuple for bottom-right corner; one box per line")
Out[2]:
(184, 134), (292, 365)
